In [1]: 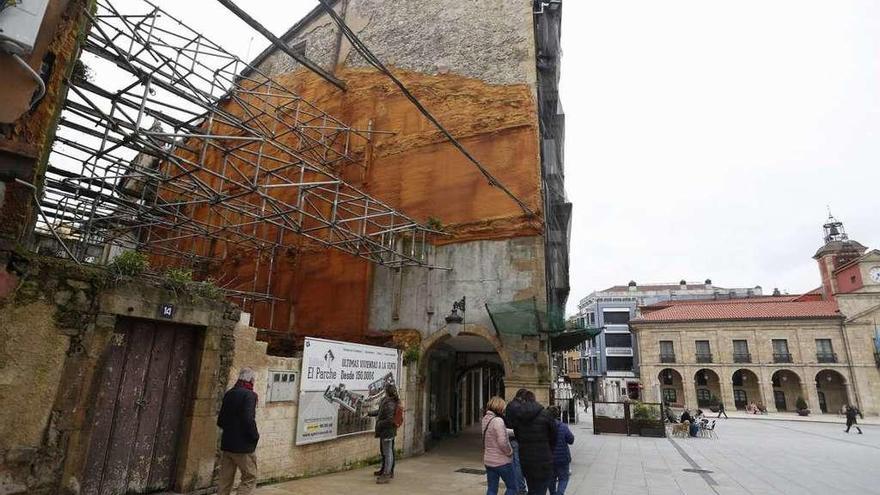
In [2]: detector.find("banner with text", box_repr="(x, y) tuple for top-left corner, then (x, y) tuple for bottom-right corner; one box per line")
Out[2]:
(295, 337), (399, 445)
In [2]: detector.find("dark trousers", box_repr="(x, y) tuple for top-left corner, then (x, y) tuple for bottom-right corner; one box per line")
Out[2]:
(845, 418), (862, 433)
(524, 474), (551, 495)
(717, 409), (728, 418)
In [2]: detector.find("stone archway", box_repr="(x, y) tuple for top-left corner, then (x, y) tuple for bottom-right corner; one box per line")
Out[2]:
(771, 369), (805, 412)
(694, 369), (721, 409)
(816, 369), (849, 414)
(417, 324), (510, 449)
(732, 369), (761, 410)
(658, 368), (684, 407)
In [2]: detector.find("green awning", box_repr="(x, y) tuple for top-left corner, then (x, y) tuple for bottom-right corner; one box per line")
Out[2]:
(485, 298), (544, 336)
(550, 327), (601, 352)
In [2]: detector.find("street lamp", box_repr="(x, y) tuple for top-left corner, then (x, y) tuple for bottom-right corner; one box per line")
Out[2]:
(445, 296), (466, 337)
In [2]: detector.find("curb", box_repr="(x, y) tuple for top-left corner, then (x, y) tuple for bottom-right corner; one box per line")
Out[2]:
(723, 416), (879, 427)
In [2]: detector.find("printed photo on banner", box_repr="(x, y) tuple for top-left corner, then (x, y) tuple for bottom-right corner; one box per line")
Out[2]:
(296, 337), (399, 445)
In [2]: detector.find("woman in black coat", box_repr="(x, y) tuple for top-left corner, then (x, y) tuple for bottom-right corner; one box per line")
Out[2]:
(504, 389), (557, 495)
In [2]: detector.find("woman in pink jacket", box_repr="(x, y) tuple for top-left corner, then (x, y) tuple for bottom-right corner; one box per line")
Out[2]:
(482, 396), (517, 495)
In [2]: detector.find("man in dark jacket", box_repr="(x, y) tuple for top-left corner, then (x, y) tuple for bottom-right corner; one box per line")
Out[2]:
(370, 384), (399, 484)
(504, 389), (557, 495)
(217, 367), (260, 495)
(845, 404), (864, 434)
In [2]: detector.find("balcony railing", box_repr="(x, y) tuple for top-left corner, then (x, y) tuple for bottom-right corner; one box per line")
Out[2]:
(696, 353), (713, 363)
(733, 352), (752, 363)
(816, 352), (837, 363)
(660, 353), (676, 363)
(773, 352), (793, 363)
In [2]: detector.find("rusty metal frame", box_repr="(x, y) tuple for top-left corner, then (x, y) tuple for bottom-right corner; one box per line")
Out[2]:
(37, 0), (447, 308)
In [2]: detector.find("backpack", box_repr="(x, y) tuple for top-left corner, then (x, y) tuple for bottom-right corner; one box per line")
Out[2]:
(393, 402), (404, 427)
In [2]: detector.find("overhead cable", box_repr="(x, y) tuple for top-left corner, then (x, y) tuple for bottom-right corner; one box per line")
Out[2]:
(316, 0), (536, 218)
(215, 0), (347, 91)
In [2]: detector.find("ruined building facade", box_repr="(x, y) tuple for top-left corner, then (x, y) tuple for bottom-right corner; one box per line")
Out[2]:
(220, 0), (571, 445)
(0, 0), (569, 493)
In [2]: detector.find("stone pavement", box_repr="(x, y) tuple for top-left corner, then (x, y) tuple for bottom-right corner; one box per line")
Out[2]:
(722, 409), (880, 425)
(255, 409), (880, 495)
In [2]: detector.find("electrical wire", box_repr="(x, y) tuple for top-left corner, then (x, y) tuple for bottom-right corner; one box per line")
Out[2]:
(12, 53), (46, 110)
(316, 0), (536, 218)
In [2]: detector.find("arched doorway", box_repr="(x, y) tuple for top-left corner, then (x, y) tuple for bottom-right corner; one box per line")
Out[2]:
(421, 327), (508, 445)
(771, 369), (804, 412)
(816, 369), (849, 414)
(658, 368), (684, 407)
(731, 369), (761, 410)
(694, 369), (721, 409)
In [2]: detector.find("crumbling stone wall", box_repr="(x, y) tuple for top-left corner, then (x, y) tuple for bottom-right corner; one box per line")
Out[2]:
(0, 250), (239, 494)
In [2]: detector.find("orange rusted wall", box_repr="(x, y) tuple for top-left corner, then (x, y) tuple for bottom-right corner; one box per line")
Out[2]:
(166, 67), (543, 343)
(280, 68), (543, 230)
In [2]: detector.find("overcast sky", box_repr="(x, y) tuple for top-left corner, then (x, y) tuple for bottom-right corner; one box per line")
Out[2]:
(143, 1), (879, 316)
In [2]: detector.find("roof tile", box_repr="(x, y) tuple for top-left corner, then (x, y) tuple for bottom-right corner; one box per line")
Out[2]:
(632, 300), (840, 323)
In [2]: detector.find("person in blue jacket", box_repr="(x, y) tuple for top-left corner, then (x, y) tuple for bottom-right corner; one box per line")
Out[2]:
(547, 406), (574, 495)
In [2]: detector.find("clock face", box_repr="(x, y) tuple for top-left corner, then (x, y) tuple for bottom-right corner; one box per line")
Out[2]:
(871, 266), (880, 283)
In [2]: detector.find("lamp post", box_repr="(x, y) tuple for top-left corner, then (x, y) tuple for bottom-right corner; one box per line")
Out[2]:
(445, 296), (466, 337)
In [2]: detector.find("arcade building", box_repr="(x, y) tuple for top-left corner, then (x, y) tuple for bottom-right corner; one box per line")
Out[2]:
(632, 216), (880, 415)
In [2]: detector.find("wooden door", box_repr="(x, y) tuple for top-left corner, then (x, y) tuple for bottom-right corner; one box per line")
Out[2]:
(82, 318), (199, 495)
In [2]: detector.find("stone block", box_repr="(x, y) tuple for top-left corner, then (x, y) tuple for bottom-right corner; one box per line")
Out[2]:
(53, 290), (72, 305)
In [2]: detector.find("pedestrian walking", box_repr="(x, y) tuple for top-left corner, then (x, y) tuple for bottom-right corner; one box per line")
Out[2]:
(505, 389), (557, 495)
(217, 367), (260, 495)
(844, 404), (864, 434)
(482, 396), (517, 495)
(717, 401), (728, 419)
(370, 384), (401, 484)
(547, 406), (574, 495)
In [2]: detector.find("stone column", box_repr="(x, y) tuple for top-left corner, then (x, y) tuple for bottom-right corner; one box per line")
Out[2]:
(760, 374), (777, 412)
(719, 368), (735, 411)
(683, 369), (698, 410)
(805, 372), (821, 413)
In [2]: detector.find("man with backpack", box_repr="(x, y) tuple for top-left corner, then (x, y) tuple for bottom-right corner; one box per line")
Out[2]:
(370, 383), (401, 484)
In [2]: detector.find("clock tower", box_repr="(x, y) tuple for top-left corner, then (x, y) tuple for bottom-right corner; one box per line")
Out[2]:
(813, 214), (867, 299)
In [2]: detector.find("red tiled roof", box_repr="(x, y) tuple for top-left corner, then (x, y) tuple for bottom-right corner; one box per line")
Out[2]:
(641, 296), (801, 311)
(632, 300), (840, 323)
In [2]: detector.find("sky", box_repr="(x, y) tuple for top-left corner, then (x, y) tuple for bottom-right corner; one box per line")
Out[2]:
(122, 1), (879, 316)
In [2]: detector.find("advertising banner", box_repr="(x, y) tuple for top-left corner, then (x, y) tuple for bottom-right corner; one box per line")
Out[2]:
(295, 337), (399, 445)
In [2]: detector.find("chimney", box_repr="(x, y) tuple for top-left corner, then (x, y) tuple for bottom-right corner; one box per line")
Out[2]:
(705, 278), (712, 289)
(628, 280), (637, 292)
(772, 288), (781, 296)
(679, 279), (687, 290)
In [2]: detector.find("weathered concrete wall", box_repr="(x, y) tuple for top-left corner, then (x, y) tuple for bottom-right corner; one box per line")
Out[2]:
(0, 299), (70, 495)
(255, 0), (536, 86)
(227, 322), (412, 484)
(369, 237), (546, 335)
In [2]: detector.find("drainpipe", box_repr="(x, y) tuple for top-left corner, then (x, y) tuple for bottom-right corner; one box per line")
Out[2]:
(838, 317), (863, 410)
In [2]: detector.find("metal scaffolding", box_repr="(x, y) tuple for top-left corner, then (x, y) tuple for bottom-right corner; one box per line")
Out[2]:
(38, 0), (447, 305)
